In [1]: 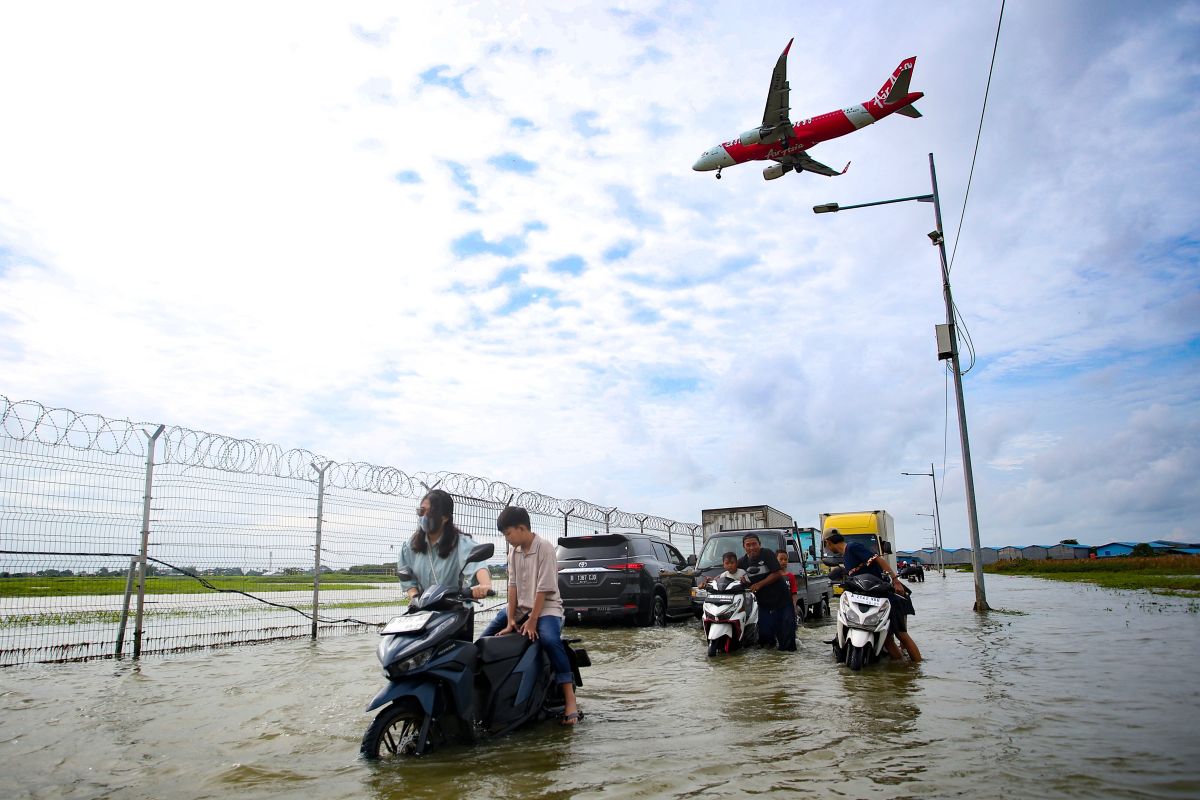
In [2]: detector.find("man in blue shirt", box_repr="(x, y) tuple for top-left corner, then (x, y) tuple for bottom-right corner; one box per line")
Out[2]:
(824, 530), (922, 662)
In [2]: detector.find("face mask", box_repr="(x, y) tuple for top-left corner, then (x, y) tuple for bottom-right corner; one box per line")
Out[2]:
(419, 515), (437, 534)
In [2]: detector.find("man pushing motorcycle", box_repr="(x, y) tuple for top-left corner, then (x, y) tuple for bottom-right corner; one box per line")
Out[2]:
(823, 530), (922, 663)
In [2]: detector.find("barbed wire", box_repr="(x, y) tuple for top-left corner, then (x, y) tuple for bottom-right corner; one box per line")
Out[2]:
(0, 394), (696, 535)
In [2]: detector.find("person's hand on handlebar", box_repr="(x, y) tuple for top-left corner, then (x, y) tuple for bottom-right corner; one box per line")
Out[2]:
(470, 584), (494, 600)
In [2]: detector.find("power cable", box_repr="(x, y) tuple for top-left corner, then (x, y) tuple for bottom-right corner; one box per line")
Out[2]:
(948, 0), (1006, 274)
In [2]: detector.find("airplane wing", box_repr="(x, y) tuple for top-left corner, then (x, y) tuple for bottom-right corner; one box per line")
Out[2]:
(761, 38), (794, 131)
(775, 151), (850, 177)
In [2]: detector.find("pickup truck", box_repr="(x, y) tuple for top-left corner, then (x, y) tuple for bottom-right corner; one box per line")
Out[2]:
(689, 527), (833, 619)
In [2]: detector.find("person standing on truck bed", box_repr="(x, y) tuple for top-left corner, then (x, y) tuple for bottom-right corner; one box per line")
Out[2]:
(824, 530), (922, 663)
(739, 533), (796, 652)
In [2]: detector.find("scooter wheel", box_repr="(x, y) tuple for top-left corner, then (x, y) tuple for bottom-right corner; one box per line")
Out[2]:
(707, 640), (719, 657)
(847, 645), (864, 671)
(361, 700), (429, 760)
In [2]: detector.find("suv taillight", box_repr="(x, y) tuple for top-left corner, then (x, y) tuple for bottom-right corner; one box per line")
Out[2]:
(606, 562), (644, 572)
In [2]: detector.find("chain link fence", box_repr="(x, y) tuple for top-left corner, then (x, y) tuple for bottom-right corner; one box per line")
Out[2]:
(0, 395), (700, 666)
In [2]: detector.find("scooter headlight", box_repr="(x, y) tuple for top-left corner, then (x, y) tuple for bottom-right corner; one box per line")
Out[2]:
(384, 647), (434, 680)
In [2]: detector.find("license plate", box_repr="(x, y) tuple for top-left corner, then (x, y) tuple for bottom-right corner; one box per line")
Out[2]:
(848, 595), (884, 606)
(381, 612), (433, 634)
(569, 573), (601, 585)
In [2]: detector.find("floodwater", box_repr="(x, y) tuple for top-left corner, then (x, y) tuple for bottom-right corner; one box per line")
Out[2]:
(1, 572), (1198, 799)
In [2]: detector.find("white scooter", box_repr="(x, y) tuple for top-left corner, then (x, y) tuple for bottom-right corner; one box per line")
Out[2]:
(701, 575), (759, 657)
(832, 572), (892, 671)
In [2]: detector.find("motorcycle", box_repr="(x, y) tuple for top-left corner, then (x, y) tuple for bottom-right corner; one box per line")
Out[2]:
(700, 575), (759, 657)
(831, 572), (892, 671)
(361, 543), (591, 759)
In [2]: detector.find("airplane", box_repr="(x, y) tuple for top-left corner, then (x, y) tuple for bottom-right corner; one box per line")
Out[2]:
(693, 39), (923, 180)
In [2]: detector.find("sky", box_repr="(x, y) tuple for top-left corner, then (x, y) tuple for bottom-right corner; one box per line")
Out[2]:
(1, 1), (1198, 552)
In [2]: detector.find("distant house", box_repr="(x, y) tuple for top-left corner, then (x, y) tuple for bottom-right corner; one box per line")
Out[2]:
(1020, 545), (1049, 560)
(1046, 543), (1092, 560)
(1093, 541), (1175, 557)
(998, 546), (1024, 561)
(1151, 540), (1200, 555)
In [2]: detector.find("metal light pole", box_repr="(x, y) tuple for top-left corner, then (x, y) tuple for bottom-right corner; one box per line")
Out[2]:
(903, 463), (946, 577)
(815, 153), (989, 611)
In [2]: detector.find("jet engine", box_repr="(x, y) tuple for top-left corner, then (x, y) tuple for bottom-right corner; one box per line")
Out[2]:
(762, 163), (794, 181)
(738, 126), (771, 146)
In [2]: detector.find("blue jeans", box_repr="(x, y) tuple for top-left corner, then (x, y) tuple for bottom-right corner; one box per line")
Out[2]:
(479, 609), (574, 686)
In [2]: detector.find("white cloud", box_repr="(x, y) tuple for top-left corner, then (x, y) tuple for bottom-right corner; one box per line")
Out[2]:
(1, 1), (1198, 551)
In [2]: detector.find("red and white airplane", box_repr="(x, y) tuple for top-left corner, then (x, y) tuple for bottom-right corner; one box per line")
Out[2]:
(693, 39), (923, 180)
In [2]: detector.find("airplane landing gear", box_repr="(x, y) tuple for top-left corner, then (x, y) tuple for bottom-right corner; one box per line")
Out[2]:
(715, 168), (722, 180)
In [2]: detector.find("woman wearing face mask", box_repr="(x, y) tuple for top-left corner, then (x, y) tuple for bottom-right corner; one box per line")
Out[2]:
(397, 489), (493, 605)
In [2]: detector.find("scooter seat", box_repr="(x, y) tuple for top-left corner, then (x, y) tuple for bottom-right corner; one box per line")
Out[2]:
(476, 633), (531, 664)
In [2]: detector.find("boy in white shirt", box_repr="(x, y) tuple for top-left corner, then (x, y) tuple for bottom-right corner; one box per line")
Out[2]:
(700, 551), (747, 591)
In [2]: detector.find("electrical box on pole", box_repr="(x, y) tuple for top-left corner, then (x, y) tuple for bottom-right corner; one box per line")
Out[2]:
(935, 323), (956, 361)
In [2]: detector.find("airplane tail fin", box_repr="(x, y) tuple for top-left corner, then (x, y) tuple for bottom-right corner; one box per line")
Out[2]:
(896, 105), (922, 118)
(880, 58), (917, 103)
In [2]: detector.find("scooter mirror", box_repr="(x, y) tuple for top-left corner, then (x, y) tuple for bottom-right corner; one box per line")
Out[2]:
(466, 542), (495, 563)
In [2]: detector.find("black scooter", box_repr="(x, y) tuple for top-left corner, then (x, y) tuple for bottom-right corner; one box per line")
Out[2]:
(361, 543), (590, 760)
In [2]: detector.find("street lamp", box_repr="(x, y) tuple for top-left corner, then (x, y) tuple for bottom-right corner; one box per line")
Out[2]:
(816, 153), (989, 611)
(903, 463), (946, 577)
(914, 513), (943, 574)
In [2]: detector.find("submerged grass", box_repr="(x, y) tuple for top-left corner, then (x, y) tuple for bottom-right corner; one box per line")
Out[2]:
(1, 597), (412, 628)
(984, 556), (1200, 595)
(0, 574), (389, 597)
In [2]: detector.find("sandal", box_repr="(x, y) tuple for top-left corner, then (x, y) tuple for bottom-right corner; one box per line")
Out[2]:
(559, 710), (584, 726)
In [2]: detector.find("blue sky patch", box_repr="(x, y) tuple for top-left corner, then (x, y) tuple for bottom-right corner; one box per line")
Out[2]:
(549, 255), (586, 276)
(603, 240), (636, 262)
(646, 374), (699, 395)
(492, 265), (527, 287)
(452, 231), (528, 259)
(445, 161), (477, 197)
(634, 46), (670, 66)
(393, 170), (421, 185)
(572, 111), (607, 138)
(497, 285), (559, 316)
(419, 65), (470, 98)
(510, 117), (535, 131)
(488, 152), (539, 175)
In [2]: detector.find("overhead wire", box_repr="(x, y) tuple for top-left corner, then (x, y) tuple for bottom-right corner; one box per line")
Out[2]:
(938, 0), (1004, 481)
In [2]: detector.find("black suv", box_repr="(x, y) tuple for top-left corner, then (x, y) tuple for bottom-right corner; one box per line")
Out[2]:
(556, 533), (694, 625)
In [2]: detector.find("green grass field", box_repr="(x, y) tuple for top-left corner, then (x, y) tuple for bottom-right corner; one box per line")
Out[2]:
(0, 573), (393, 597)
(983, 556), (1200, 594)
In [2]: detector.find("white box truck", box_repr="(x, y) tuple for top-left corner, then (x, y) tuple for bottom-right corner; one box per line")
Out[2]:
(820, 510), (897, 572)
(701, 505), (793, 540)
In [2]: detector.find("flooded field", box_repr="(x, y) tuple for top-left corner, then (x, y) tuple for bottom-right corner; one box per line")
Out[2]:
(1, 572), (1198, 799)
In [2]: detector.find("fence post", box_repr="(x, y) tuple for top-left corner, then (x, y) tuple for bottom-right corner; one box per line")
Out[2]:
(115, 557), (138, 657)
(603, 508), (615, 535)
(311, 461), (330, 640)
(561, 506), (574, 539)
(665, 522), (675, 544)
(133, 424), (166, 659)
(687, 524), (700, 557)
(635, 515), (647, 536)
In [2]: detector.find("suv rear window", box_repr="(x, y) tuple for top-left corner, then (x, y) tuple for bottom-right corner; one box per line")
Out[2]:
(557, 535), (630, 561)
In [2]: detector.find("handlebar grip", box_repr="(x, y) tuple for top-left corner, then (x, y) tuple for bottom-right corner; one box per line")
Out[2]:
(486, 589), (496, 597)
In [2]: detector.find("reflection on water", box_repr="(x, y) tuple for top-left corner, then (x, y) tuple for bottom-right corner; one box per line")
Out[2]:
(1, 572), (1198, 799)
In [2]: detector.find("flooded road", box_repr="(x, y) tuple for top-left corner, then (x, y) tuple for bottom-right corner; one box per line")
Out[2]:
(2, 572), (1198, 799)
